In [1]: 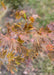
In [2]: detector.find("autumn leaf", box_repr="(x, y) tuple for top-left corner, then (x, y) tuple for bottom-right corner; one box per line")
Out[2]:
(0, 50), (7, 59)
(23, 23), (33, 32)
(29, 17), (34, 23)
(7, 51), (15, 62)
(46, 44), (54, 51)
(2, 50), (7, 58)
(1, 1), (6, 10)
(28, 24), (33, 30)
(14, 23), (21, 28)
(17, 36), (24, 44)
(15, 56), (24, 65)
(15, 11), (21, 19)
(23, 23), (28, 31)
(44, 26), (52, 33)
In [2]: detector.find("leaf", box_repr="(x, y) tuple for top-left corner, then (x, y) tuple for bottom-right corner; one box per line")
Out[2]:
(15, 11), (21, 19)
(2, 50), (7, 58)
(23, 23), (33, 32)
(24, 13), (26, 19)
(12, 24), (21, 32)
(28, 24), (33, 31)
(29, 17), (34, 23)
(0, 50), (7, 59)
(15, 56), (24, 65)
(17, 36), (24, 44)
(23, 23), (28, 31)
(1, 1), (6, 10)
(46, 44), (54, 51)
(44, 26), (52, 33)
(15, 61), (20, 65)
(7, 51), (15, 62)
(14, 23), (21, 28)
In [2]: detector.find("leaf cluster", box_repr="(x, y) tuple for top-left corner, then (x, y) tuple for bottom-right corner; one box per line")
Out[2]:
(0, 10), (38, 73)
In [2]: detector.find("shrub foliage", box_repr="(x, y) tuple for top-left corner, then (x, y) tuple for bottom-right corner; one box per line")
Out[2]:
(0, 10), (39, 73)
(1, 0), (24, 9)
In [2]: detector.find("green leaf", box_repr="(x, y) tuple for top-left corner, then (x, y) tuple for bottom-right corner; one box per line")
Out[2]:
(24, 13), (26, 19)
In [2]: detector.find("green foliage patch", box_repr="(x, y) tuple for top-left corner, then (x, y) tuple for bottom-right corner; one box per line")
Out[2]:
(0, 0), (24, 9)
(28, 0), (54, 27)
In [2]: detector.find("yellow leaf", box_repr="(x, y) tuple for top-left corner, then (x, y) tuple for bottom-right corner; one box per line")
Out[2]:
(15, 56), (24, 62)
(14, 23), (21, 28)
(1, 1), (6, 10)
(0, 50), (7, 59)
(23, 23), (33, 32)
(15, 61), (20, 65)
(15, 11), (21, 19)
(28, 24), (33, 30)
(2, 50), (7, 58)
(7, 51), (15, 61)
(17, 36), (24, 44)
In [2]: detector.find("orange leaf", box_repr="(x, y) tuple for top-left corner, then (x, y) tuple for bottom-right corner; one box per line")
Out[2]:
(46, 44), (54, 51)
(29, 17), (35, 23)
(1, 1), (6, 10)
